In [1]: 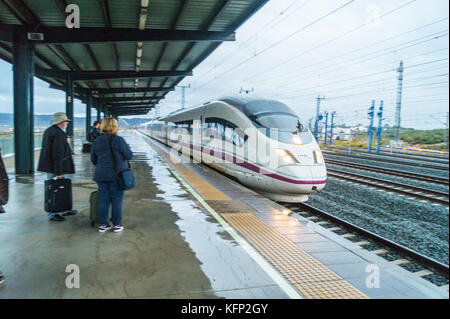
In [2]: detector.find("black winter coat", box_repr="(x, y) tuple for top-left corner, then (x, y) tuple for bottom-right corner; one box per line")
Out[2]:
(37, 125), (75, 175)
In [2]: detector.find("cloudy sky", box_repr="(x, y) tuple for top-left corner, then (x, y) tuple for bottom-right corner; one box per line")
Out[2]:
(0, 0), (448, 129)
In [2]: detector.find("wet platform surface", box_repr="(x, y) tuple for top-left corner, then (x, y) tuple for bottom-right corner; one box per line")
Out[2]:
(0, 130), (288, 298)
(0, 129), (447, 299)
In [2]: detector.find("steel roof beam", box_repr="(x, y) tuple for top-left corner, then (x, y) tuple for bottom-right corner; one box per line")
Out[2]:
(114, 113), (149, 116)
(113, 107), (151, 111)
(112, 108), (152, 112)
(114, 109), (150, 112)
(100, 97), (160, 103)
(0, 25), (236, 44)
(35, 68), (192, 80)
(112, 108), (151, 113)
(91, 87), (174, 94)
(106, 102), (155, 108)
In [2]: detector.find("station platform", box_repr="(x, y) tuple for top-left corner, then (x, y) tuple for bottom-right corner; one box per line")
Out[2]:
(0, 130), (447, 299)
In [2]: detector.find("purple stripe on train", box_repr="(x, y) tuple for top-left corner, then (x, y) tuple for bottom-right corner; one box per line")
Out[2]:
(162, 137), (327, 185)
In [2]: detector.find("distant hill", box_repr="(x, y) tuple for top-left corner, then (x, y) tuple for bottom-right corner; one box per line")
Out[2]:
(0, 113), (152, 131)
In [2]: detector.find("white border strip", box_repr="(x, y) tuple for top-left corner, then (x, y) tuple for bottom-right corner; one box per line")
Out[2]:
(160, 160), (303, 299)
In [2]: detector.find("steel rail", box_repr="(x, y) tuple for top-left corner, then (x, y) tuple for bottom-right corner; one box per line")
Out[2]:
(323, 145), (449, 161)
(323, 151), (449, 171)
(327, 168), (449, 206)
(326, 159), (449, 186)
(285, 202), (450, 279)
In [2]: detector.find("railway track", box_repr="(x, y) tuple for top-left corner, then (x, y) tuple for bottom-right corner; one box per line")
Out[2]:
(323, 151), (450, 171)
(281, 202), (449, 287)
(323, 145), (449, 161)
(327, 168), (449, 206)
(326, 159), (449, 186)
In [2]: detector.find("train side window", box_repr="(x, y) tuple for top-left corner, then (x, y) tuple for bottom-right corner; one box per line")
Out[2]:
(224, 126), (233, 142)
(216, 122), (225, 140)
(232, 128), (248, 146)
(204, 121), (215, 139)
(224, 121), (236, 143)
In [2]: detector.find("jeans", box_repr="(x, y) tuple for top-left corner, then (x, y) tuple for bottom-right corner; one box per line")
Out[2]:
(97, 181), (125, 226)
(46, 174), (71, 219)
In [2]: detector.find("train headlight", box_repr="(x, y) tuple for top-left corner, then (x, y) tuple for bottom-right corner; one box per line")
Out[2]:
(313, 150), (325, 164)
(292, 135), (303, 145)
(276, 149), (298, 165)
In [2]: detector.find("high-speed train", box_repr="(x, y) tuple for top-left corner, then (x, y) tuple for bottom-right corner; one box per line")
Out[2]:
(139, 97), (327, 202)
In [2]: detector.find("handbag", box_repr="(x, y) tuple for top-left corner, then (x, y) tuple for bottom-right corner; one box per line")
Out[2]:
(109, 135), (135, 190)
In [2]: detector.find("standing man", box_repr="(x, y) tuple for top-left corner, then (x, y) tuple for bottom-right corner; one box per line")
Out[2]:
(37, 112), (77, 221)
(88, 120), (101, 142)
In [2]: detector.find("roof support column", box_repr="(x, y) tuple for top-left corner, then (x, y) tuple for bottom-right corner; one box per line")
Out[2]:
(96, 105), (101, 122)
(28, 40), (35, 173)
(13, 28), (34, 174)
(65, 73), (74, 149)
(86, 92), (92, 140)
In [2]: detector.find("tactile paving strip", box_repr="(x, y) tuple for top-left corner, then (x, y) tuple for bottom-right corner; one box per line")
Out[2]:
(206, 200), (258, 214)
(221, 213), (368, 299)
(294, 281), (368, 299)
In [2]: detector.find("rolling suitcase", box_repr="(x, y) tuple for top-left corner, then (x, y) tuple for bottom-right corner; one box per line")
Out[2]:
(45, 178), (72, 213)
(89, 190), (112, 227)
(89, 190), (99, 227)
(82, 143), (92, 153)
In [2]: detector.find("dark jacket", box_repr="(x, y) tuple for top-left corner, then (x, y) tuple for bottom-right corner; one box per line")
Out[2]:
(88, 127), (101, 142)
(90, 134), (133, 182)
(37, 125), (75, 176)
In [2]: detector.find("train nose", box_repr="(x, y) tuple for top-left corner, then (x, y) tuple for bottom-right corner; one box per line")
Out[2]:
(276, 165), (326, 194)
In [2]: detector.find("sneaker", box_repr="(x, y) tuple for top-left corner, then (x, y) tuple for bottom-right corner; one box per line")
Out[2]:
(62, 210), (78, 216)
(50, 214), (65, 222)
(112, 225), (124, 233)
(98, 224), (112, 233)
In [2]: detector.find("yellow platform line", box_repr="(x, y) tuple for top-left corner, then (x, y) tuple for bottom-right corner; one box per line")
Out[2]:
(221, 213), (368, 299)
(154, 144), (230, 201)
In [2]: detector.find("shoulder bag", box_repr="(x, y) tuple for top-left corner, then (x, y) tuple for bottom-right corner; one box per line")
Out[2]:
(109, 135), (135, 190)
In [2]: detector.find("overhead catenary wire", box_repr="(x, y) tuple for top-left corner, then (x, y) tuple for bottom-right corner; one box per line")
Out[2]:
(272, 57), (449, 98)
(189, 0), (310, 88)
(159, 0), (447, 130)
(252, 17), (449, 85)
(190, 0), (358, 94)
(253, 32), (449, 90)
(273, 63), (449, 101)
(252, 30), (449, 92)
(229, 0), (421, 87)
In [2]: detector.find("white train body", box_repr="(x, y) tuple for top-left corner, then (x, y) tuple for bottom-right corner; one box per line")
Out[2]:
(139, 97), (327, 202)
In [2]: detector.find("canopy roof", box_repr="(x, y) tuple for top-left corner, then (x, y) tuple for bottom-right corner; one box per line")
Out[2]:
(0, 0), (268, 116)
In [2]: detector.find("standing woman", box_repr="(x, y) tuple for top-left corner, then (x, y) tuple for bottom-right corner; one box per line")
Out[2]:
(91, 118), (133, 233)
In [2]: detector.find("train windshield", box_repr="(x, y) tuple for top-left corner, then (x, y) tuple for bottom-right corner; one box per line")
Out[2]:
(245, 101), (312, 145)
